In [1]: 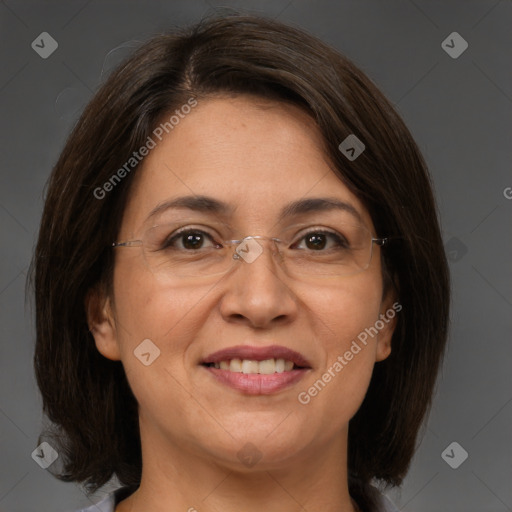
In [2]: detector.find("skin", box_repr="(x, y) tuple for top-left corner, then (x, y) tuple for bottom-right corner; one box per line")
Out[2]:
(88, 95), (396, 512)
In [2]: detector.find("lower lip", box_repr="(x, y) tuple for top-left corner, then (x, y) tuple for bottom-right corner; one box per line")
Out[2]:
(202, 366), (309, 395)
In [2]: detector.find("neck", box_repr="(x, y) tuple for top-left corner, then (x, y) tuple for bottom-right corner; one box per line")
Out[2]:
(116, 417), (358, 512)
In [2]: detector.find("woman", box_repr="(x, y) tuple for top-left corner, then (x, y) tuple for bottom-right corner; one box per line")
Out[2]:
(32, 13), (450, 512)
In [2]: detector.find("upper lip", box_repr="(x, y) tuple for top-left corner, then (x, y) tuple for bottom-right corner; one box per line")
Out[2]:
(201, 345), (312, 368)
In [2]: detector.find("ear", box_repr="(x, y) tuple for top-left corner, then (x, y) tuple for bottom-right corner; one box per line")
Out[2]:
(85, 284), (121, 361)
(375, 291), (400, 363)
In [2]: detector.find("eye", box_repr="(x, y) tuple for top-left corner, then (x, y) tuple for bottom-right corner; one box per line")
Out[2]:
(293, 229), (349, 251)
(162, 228), (221, 251)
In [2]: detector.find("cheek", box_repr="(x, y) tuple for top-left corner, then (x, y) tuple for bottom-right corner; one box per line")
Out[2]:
(298, 273), (383, 420)
(307, 269), (383, 350)
(111, 263), (210, 427)
(113, 256), (198, 338)
(111, 260), (203, 378)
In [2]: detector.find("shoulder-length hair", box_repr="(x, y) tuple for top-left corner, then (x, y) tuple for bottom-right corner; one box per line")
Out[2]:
(31, 13), (450, 512)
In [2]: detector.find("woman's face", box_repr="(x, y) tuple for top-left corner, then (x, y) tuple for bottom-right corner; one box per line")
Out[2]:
(90, 95), (395, 471)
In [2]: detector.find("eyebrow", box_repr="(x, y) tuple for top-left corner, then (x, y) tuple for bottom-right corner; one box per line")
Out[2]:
(146, 195), (363, 224)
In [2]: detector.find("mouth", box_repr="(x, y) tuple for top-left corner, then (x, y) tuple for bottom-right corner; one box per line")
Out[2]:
(203, 358), (300, 373)
(200, 345), (312, 395)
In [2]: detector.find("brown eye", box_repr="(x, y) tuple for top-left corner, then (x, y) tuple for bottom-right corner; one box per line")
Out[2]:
(295, 230), (349, 251)
(163, 229), (219, 250)
(304, 233), (327, 250)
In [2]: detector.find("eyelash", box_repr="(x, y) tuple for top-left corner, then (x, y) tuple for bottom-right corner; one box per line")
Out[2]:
(162, 227), (349, 251)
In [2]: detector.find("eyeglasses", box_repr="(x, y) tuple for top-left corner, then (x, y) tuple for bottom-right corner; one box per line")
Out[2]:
(112, 218), (388, 279)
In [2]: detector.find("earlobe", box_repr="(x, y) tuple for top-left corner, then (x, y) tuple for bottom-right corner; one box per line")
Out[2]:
(375, 299), (399, 362)
(375, 335), (392, 362)
(85, 286), (121, 361)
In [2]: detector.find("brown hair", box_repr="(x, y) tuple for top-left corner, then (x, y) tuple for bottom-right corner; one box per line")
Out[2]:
(31, 13), (450, 512)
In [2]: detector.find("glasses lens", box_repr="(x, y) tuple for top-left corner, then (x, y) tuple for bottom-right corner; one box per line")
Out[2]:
(143, 222), (235, 277)
(140, 221), (375, 278)
(280, 222), (373, 278)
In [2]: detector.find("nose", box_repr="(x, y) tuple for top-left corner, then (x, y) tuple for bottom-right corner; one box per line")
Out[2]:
(218, 237), (298, 329)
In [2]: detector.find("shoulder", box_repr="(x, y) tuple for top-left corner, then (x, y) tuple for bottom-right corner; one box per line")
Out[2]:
(371, 486), (400, 512)
(72, 486), (135, 512)
(72, 485), (399, 512)
(73, 493), (114, 512)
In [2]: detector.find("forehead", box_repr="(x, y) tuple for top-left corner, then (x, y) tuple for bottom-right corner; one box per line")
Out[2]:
(121, 95), (373, 232)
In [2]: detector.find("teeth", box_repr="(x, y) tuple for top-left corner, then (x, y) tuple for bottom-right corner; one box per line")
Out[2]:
(230, 358), (242, 372)
(241, 359), (259, 374)
(212, 358), (297, 374)
(259, 359), (275, 375)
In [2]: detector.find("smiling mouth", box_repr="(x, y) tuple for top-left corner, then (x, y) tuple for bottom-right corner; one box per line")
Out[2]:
(202, 358), (307, 374)
(200, 345), (312, 394)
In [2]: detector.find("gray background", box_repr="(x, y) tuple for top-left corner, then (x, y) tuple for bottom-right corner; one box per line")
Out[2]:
(0, 1), (511, 511)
